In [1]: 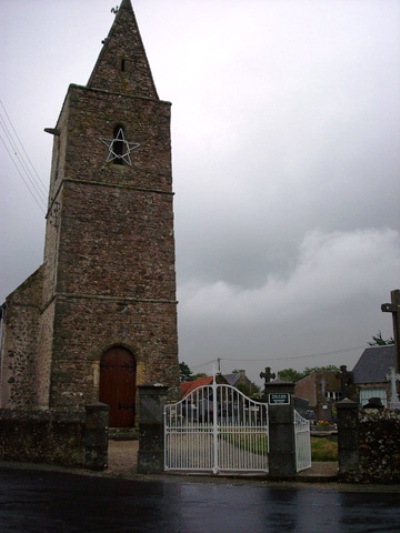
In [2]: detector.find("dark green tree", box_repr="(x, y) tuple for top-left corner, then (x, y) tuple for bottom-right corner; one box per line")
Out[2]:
(190, 372), (208, 381)
(277, 365), (340, 382)
(179, 361), (193, 382)
(236, 382), (261, 398)
(302, 365), (340, 377)
(368, 331), (394, 346)
(277, 368), (304, 382)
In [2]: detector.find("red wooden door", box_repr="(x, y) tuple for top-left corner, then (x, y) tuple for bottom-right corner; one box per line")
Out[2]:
(99, 347), (136, 427)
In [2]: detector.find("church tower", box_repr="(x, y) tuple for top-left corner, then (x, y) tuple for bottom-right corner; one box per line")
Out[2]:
(31, 0), (179, 425)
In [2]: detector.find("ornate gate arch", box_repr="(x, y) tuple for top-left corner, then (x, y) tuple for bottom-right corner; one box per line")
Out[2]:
(164, 377), (269, 474)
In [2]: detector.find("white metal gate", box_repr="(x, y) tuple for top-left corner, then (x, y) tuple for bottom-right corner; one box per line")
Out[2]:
(164, 379), (269, 474)
(294, 410), (311, 472)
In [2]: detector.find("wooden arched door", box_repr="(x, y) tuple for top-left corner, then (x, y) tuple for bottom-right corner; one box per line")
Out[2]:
(99, 347), (136, 427)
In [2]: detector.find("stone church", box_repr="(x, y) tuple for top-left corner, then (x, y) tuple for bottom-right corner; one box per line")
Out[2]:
(0, 0), (180, 428)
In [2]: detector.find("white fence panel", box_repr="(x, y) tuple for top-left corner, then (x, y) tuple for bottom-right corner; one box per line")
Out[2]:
(294, 410), (311, 472)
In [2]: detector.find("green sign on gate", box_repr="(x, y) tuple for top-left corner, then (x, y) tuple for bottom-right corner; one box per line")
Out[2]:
(268, 393), (290, 405)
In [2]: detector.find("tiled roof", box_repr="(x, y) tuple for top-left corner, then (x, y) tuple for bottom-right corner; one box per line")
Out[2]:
(352, 345), (396, 384)
(180, 377), (213, 397)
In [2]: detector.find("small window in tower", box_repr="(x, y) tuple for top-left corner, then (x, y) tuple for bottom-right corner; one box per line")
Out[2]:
(121, 58), (125, 72)
(112, 125), (125, 165)
(99, 125), (139, 166)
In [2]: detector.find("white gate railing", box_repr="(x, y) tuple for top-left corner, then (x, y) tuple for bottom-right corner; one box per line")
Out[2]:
(294, 410), (311, 472)
(164, 379), (268, 474)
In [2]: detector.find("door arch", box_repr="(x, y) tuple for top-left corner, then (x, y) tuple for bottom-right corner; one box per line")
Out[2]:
(99, 347), (136, 427)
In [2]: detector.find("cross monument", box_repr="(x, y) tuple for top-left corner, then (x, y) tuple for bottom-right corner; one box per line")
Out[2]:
(381, 289), (400, 373)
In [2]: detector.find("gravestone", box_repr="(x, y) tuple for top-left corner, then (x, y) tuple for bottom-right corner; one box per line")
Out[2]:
(387, 366), (400, 410)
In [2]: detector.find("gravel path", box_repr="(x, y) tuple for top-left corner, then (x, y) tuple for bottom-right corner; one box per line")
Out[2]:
(107, 440), (138, 474)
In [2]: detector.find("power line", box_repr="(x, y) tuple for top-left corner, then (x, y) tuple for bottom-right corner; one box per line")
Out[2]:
(0, 99), (48, 196)
(189, 344), (366, 371)
(0, 99), (47, 213)
(221, 345), (367, 363)
(0, 130), (46, 213)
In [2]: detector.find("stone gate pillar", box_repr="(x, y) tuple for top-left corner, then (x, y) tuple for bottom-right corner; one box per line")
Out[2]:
(264, 381), (297, 478)
(84, 402), (109, 471)
(137, 384), (169, 474)
(336, 398), (359, 482)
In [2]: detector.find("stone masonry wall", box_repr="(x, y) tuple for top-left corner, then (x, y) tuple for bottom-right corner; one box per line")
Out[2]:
(0, 404), (109, 470)
(0, 409), (85, 467)
(338, 400), (400, 484)
(87, 1), (159, 100)
(57, 181), (175, 300)
(0, 267), (43, 409)
(358, 409), (400, 483)
(48, 296), (178, 409)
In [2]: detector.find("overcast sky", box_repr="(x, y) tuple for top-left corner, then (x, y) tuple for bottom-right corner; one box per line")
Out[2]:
(1, 0), (399, 385)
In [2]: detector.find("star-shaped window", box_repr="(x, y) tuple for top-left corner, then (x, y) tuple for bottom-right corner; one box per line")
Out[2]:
(100, 127), (140, 166)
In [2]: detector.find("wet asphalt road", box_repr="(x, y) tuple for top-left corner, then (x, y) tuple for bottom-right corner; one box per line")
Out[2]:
(0, 468), (399, 533)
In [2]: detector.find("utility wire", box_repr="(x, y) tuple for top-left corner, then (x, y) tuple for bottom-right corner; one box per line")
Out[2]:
(0, 130), (46, 213)
(189, 344), (367, 371)
(0, 99), (48, 197)
(221, 345), (367, 363)
(0, 99), (47, 213)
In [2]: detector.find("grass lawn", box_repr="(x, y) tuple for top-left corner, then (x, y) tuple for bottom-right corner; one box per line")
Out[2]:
(311, 436), (338, 461)
(220, 434), (338, 462)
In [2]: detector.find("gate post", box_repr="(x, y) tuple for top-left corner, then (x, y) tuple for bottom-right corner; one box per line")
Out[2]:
(84, 402), (109, 471)
(137, 384), (169, 474)
(264, 381), (297, 478)
(336, 398), (359, 482)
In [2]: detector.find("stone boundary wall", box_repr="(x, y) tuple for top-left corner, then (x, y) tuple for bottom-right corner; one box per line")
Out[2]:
(358, 409), (400, 483)
(0, 403), (109, 471)
(337, 399), (400, 483)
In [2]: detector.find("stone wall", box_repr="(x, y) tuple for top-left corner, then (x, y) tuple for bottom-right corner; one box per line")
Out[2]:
(358, 409), (400, 483)
(0, 409), (85, 467)
(0, 267), (43, 409)
(337, 399), (400, 483)
(0, 403), (109, 470)
(47, 296), (178, 410)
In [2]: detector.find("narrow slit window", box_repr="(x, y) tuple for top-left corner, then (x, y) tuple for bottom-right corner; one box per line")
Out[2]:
(121, 59), (125, 72)
(112, 126), (124, 165)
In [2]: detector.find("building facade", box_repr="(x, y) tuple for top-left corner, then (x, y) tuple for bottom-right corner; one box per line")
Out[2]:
(352, 345), (396, 407)
(0, 0), (179, 427)
(294, 371), (343, 422)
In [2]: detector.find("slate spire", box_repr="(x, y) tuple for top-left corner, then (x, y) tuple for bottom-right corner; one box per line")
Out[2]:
(87, 0), (158, 99)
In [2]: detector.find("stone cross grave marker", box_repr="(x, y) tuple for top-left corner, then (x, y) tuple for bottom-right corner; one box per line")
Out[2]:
(381, 289), (400, 373)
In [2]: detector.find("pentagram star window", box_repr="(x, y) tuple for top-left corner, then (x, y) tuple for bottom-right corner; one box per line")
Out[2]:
(100, 126), (140, 166)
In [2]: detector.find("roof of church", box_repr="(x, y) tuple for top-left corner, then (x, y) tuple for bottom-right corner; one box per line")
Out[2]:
(352, 344), (396, 384)
(87, 0), (158, 99)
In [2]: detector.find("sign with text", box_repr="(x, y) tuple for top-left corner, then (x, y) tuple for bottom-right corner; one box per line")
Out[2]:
(268, 393), (290, 405)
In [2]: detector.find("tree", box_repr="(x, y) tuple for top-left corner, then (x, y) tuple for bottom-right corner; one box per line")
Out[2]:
(236, 382), (261, 399)
(302, 365), (340, 377)
(179, 361), (193, 382)
(276, 365), (340, 383)
(368, 331), (394, 346)
(277, 368), (304, 382)
(190, 372), (208, 381)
